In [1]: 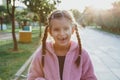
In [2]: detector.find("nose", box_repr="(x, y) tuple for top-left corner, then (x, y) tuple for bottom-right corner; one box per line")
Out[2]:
(59, 29), (65, 36)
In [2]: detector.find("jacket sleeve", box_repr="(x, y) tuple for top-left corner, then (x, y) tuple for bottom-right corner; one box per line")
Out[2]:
(27, 47), (46, 80)
(80, 49), (97, 80)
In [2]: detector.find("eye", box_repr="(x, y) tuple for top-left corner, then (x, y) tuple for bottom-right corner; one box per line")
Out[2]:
(53, 28), (59, 31)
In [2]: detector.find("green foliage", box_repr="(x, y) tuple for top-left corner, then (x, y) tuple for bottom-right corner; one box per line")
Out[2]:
(0, 6), (7, 13)
(15, 9), (29, 21)
(79, 1), (120, 33)
(0, 5), (9, 23)
(22, 0), (61, 24)
(33, 15), (39, 22)
(93, 1), (120, 33)
(82, 7), (95, 26)
(70, 9), (81, 23)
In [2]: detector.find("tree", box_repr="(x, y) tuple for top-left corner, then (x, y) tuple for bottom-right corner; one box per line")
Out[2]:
(77, 8), (88, 27)
(6, 0), (18, 51)
(70, 9), (81, 23)
(15, 9), (30, 28)
(82, 7), (95, 26)
(112, 1), (120, 8)
(112, 1), (120, 28)
(22, 0), (61, 37)
(0, 6), (7, 30)
(23, 0), (61, 23)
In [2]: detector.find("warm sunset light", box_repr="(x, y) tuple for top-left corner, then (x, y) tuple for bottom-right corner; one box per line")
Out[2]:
(57, 0), (117, 12)
(0, 0), (3, 5)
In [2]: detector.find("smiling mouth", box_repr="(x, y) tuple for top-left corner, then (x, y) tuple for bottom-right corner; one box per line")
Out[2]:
(59, 37), (67, 41)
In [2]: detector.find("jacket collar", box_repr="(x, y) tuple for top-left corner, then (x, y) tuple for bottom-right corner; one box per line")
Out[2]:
(46, 41), (78, 56)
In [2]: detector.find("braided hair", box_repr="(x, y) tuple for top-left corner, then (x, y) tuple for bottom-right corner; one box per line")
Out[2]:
(41, 10), (82, 67)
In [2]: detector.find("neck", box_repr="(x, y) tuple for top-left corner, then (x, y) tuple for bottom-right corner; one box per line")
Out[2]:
(53, 43), (71, 56)
(54, 42), (70, 50)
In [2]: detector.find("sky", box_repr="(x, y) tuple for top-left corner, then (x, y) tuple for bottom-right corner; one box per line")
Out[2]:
(0, 0), (3, 5)
(0, 0), (117, 11)
(0, 0), (26, 8)
(57, 0), (117, 12)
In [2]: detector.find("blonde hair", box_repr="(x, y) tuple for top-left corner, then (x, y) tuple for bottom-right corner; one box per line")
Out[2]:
(41, 10), (82, 67)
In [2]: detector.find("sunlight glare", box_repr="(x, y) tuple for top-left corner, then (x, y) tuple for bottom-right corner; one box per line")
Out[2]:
(0, 0), (3, 5)
(57, 0), (117, 12)
(88, 0), (116, 10)
(11, 0), (27, 8)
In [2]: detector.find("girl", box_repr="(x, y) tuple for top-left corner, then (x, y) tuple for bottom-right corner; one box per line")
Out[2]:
(27, 10), (97, 80)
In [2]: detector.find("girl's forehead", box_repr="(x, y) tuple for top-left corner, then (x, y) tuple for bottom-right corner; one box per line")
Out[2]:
(50, 18), (72, 26)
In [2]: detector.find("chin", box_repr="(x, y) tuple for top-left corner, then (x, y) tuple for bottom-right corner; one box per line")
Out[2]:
(58, 42), (70, 47)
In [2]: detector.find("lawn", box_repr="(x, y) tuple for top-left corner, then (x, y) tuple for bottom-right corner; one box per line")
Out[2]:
(0, 28), (43, 80)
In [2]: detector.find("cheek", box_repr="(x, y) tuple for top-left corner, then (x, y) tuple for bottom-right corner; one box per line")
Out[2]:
(67, 29), (73, 35)
(66, 31), (71, 35)
(51, 31), (58, 37)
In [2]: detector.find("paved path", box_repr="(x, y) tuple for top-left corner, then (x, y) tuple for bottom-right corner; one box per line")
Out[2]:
(13, 27), (120, 80)
(0, 32), (19, 40)
(79, 28), (120, 80)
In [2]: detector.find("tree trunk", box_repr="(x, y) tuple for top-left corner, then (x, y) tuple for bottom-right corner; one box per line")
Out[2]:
(12, 4), (18, 51)
(12, 17), (18, 51)
(0, 17), (3, 30)
(6, 0), (18, 51)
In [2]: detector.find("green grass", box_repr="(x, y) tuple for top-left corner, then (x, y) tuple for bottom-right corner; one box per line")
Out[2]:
(0, 28), (42, 80)
(1, 29), (20, 33)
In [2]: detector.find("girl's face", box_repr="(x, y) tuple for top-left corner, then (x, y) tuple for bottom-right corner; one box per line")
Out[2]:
(49, 18), (74, 47)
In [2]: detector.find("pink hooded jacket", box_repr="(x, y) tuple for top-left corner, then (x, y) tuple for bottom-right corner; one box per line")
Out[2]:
(27, 41), (97, 80)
